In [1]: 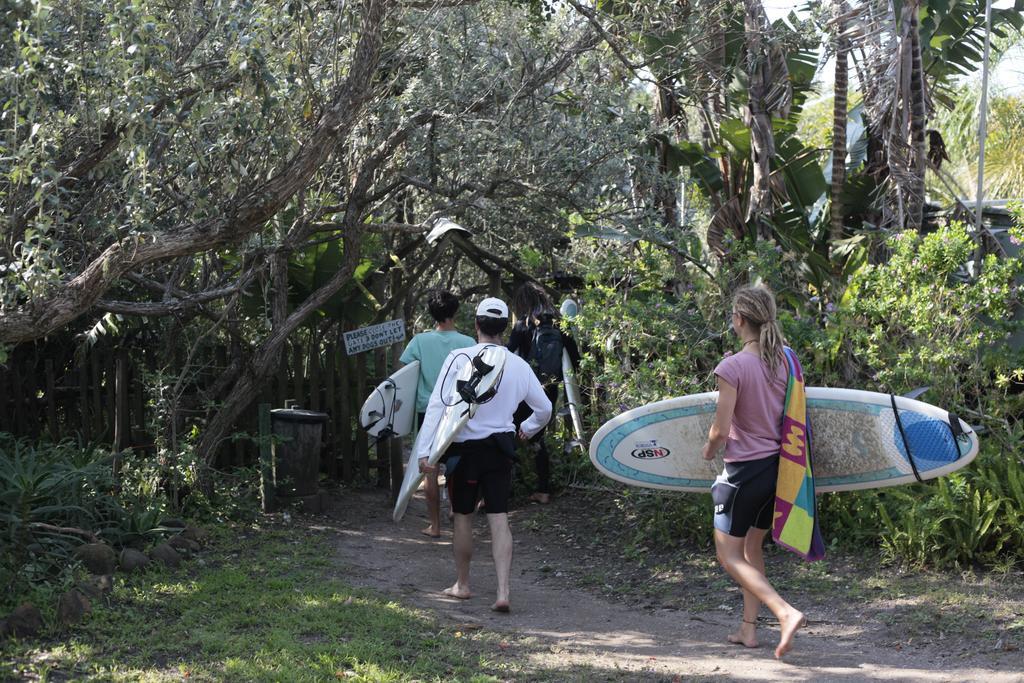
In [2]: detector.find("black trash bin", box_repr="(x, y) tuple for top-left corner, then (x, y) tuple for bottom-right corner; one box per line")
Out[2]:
(270, 408), (329, 500)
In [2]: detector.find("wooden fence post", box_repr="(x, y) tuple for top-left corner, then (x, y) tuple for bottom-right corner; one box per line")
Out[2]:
(355, 352), (368, 481)
(324, 341), (338, 479)
(293, 341), (305, 409)
(11, 363), (26, 436)
(131, 351), (146, 450)
(105, 350), (116, 442)
(45, 359), (58, 439)
(339, 329), (354, 484)
(277, 345), (289, 408)
(309, 332), (321, 413)
(23, 358), (39, 437)
(0, 368), (9, 433)
(114, 349), (129, 452)
(78, 360), (91, 442)
(91, 351), (103, 438)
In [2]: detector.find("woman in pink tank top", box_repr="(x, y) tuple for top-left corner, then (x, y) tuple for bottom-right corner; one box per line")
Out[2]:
(700, 285), (806, 658)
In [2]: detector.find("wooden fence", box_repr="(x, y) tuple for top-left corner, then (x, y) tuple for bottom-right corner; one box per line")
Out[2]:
(0, 330), (405, 487)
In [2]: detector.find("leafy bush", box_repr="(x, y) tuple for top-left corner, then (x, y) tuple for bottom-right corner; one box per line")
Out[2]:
(827, 223), (1024, 567)
(0, 436), (128, 598)
(0, 434), (259, 610)
(839, 223), (1023, 409)
(874, 441), (1024, 569)
(564, 222), (1024, 569)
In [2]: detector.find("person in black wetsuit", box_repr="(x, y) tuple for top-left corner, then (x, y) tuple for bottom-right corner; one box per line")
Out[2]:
(507, 282), (580, 504)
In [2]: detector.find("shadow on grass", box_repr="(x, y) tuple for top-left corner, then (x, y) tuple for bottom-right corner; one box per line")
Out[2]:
(5, 492), (1023, 682)
(0, 524), (692, 682)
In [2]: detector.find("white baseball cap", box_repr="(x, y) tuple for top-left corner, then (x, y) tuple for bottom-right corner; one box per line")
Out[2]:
(476, 297), (509, 319)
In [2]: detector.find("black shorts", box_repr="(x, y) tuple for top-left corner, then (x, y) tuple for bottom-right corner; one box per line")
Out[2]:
(712, 456), (779, 537)
(446, 433), (516, 515)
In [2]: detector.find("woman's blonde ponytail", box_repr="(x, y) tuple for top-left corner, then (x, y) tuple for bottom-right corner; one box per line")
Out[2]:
(732, 285), (786, 373)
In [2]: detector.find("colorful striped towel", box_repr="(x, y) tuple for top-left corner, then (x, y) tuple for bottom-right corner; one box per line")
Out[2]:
(772, 347), (826, 561)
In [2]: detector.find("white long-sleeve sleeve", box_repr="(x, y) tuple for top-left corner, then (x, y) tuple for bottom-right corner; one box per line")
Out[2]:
(516, 370), (552, 438)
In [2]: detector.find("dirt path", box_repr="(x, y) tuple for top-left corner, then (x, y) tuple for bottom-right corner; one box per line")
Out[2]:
(325, 488), (1023, 682)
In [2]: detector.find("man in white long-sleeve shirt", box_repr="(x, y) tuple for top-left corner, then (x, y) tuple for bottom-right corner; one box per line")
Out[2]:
(417, 297), (552, 613)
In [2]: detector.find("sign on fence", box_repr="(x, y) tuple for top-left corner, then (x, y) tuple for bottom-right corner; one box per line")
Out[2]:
(343, 319), (406, 355)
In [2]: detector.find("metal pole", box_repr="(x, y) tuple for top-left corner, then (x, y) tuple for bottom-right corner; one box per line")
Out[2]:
(259, 403), (275, 512)
(974, 0), (994, 232)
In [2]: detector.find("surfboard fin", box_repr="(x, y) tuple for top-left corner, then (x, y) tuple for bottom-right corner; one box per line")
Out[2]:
(361, 410), (384, 430)
(902, 386), (931, 400)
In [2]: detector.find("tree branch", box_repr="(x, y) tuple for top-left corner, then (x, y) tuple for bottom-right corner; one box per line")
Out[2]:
(565, 0), (646, 76)
(0, 0), (390, 345)
(96, 276), (255, 317)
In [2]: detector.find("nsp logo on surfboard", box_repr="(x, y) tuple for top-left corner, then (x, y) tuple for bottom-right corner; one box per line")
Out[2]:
(630, 440), (670, 459)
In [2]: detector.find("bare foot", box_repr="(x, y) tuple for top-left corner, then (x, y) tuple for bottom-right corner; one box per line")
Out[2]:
(420, 526), (441, 538)
(775, 610), (806, 659)
(491, 600), (510, 613)
(529, 492), (550, 504)
(727, 621), (759, 648)
(441, 584), (471, 600)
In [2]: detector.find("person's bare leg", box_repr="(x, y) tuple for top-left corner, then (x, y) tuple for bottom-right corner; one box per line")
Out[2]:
(442, 513), (473, 599)
(422, 473), (441, 537)
(727, 528), (768, 648)
(715, 530), (805, 658)
(487, 512), (513, 612)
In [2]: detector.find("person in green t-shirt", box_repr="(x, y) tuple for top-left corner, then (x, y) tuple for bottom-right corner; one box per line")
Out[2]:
(399, 290), (476, 538)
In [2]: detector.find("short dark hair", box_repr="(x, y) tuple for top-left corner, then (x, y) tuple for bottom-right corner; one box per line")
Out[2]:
(427, 290), (459, 322)
(475, 316), (508, 337)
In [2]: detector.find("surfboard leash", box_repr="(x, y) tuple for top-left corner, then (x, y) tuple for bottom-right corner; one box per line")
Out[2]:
(441, 346), (504, 408)
(889, 393), (924, 483)
(945, 412), (967, 457)
(363, 379), (399, 439)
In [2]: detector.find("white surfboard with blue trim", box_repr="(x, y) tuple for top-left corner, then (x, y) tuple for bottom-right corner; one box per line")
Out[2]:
(590, 388), (980, 493)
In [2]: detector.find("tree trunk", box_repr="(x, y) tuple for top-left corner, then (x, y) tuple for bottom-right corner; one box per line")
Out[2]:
(196, 235), (364, 466)
(830, 6), (850, 244)
(654, 74), (682, 229)
(194, 219), (428, 469)
(907, 1), (928, 230)
(743, 0), (776, 238)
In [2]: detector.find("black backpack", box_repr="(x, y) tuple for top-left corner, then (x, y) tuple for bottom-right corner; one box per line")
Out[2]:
(528, 317), (564, 385)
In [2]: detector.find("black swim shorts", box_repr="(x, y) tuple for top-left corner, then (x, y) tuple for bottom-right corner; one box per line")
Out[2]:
(711, 456), (779, 537)
(446, 433), (516, 515)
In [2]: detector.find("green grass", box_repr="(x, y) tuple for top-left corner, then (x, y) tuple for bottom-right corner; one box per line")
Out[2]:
(0, 524), (539, 682)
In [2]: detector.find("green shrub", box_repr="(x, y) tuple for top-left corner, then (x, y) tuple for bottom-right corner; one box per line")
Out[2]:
(872, 441), (1024, 569)
(839, 223), (1023, 411)
(830, 223), (1024, 568)
(0, 434), (259, 611)
(565, 222), (1024, 569)
(0, 436), (124, 600)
